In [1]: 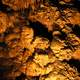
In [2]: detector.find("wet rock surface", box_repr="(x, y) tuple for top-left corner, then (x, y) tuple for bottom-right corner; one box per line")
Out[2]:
(0, 0), (80, 80)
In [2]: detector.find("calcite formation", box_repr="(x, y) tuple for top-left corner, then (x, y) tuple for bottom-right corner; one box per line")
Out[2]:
(0, 0), (80, 80)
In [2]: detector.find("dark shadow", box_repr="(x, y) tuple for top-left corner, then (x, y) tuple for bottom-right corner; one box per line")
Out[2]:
(72, 25), (80, 37)
(63, 59), (80, 73)
(16, 73), (26, 80)
(0, 0), (14, 14)
(29, 21), (53, 41)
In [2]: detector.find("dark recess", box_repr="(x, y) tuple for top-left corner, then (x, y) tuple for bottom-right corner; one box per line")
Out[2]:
(48, 0), (80, 11)
(72, 25), (80, 37)
(0, 1), (14, 14)
(0, 42), (8, 48)
(64, 59), (80, 73)
(16, 73), (26, 80)
(29, 21), (53, 41)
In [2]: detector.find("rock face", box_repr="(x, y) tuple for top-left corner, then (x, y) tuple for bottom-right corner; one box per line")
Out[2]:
(2, 0), (44, 11)
(0, 0), (80, 80)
